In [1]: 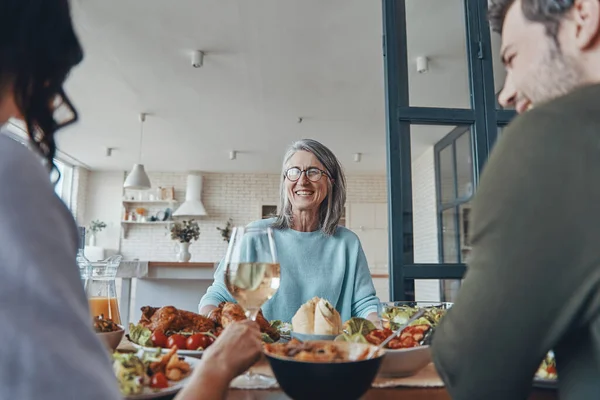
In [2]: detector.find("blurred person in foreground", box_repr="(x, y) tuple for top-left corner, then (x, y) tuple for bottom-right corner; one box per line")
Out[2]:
(431, 1), (600, 399)
(0, 1), (261, 399)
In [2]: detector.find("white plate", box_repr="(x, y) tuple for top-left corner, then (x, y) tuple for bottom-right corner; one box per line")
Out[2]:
(125, 356), (201, 400)
(130, 342), (204, 358)
(533, 377), (557, 389)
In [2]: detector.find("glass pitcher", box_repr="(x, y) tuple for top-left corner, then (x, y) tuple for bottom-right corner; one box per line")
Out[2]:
(85, 255), (123, 324)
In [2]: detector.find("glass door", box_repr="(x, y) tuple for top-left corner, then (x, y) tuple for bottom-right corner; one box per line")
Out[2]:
(382, 0), (516, 301)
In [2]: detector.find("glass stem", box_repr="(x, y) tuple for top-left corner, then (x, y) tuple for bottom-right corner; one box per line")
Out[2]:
(244, 308), (260, 378)
(246, 308), (260, 322)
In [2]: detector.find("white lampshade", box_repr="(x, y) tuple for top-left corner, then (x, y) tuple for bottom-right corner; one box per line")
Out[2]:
(124, 164), (151, 190)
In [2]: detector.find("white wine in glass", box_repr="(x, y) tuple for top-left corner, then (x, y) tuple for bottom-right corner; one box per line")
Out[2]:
(225, 262), (281, 319)
(223, 226), (280, 389)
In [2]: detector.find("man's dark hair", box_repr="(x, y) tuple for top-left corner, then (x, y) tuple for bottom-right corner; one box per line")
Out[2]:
(0, 0), (83, 171)
(488, 0), (575, 38)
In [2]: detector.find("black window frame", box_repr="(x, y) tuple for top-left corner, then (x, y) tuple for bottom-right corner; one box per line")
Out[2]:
(382, 0), (517, 300)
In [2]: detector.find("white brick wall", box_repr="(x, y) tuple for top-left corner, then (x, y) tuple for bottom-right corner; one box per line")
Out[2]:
(80, 171), (388, 263)
(411, 147), (441, 301)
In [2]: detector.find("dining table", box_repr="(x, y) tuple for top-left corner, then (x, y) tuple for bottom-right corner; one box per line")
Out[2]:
(117, 338), (557, 400)
(156, 387), (559, 399)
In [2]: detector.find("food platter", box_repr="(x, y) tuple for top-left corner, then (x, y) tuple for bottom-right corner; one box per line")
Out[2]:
(129, 342), (204, 358)
(125, 355), (200, 400)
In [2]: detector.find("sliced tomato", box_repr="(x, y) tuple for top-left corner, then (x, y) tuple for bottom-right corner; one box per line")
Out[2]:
(150, 372), (169, 389)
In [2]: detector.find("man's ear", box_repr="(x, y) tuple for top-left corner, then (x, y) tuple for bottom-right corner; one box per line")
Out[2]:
(572, 0), (600, 50)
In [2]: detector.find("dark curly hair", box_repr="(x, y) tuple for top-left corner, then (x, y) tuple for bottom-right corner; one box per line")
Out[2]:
(0, 0), (83, 173)
(488, 0), (575, 39)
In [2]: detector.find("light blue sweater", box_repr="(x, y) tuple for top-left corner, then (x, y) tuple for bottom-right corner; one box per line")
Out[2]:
(199, 218), (380, 323)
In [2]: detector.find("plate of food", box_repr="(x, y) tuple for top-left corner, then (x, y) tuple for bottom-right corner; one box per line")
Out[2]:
(264, 339), (385, 400)
(127, 303), (282, 357)
(333, 302), (451, 377)
(533, 351), (557, 389)
(113, 346), (199, 399)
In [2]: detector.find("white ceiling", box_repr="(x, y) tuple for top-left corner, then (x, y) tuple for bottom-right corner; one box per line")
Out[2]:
(48, 0), (487, 174)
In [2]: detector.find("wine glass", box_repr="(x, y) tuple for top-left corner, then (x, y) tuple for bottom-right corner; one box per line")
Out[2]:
(224, 226), (280, 389)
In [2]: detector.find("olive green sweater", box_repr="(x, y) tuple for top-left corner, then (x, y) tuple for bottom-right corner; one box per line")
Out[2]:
(432, 84), (600, 400)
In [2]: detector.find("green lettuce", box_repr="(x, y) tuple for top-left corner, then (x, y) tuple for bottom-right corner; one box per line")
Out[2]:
(335, 332), (369, 344)
(128, 323), (153, 347)
(343, 317), (376, 336)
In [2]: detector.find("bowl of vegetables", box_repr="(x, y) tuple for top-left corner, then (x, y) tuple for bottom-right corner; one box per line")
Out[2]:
(93, 315), (125, 351)
(335, 304), (451, 378)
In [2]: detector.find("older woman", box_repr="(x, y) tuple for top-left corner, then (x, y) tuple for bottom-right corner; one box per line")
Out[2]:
(199, 139), (380, 323)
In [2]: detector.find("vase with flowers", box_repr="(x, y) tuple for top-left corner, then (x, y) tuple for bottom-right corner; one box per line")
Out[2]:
(87, 220), (107, 247)
(170, 220), (200, 262)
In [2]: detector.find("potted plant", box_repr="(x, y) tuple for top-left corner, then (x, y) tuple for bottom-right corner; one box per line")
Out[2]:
(170, 220), (200, 262)
(87, 220), (107, 246)
(216, 218), (233, 243)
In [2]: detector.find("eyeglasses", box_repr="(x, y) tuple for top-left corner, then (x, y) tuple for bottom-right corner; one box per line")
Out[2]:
(51, 88), (79, 129)
(284, 167), (329, 182)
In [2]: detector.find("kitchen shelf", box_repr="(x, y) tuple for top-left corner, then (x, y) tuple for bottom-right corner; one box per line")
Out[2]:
(120, 220), (174, 238)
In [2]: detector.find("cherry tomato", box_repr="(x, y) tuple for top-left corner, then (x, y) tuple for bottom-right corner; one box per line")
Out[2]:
(166, 334), (187, 350)
(186, 333), (212, 350)
(151, 331), (168, 348)
(150, 372), (169, 389)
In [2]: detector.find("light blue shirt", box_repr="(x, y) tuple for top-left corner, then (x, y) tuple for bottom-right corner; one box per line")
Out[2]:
(199, 218), (380, 323)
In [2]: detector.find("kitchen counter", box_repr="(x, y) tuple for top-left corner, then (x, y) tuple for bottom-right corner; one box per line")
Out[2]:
(119, 260), (391, 325)
(120, 260), (219, 325)
(148, 261), (216, 269)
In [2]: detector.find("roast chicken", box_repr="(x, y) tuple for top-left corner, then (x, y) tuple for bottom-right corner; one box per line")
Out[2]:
(210, 302), (280, 341)
(138, 303), (280, 342)
(139, 305), (215, 334)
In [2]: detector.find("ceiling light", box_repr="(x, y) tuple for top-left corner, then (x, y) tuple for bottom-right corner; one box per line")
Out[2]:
(192, 50), (204, 68)
(229, 150), (237, 160)
(124, 113), (151, 190)
(416, 56), (429, 73)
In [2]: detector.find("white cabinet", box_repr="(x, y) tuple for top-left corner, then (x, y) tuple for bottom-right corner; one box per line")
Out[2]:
(346, 203), (389, 274)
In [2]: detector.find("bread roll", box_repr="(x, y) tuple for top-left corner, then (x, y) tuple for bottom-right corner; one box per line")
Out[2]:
(291, 297), (319, 334)
(313, 298), (342, 335)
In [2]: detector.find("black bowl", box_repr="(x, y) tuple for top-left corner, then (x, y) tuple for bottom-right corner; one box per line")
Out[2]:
(264, 341), (385, 400)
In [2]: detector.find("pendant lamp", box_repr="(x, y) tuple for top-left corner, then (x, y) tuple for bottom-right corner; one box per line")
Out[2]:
(124, 113), (151, 190)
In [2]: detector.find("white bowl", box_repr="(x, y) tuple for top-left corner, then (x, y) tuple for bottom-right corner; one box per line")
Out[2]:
(291, 331), (338, 341)
(377, 345), (431, 378)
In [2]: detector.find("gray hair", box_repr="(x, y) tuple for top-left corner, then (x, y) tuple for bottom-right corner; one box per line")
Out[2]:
(272, 139), (346, 236)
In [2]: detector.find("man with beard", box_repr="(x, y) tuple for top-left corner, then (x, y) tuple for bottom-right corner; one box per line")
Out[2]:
(430, 1), (600, 399)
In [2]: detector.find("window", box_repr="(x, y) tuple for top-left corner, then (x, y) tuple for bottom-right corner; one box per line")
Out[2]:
(382, 0), (517, 301)
(435, 127), (474, 301)
(52, 158), (74, 210)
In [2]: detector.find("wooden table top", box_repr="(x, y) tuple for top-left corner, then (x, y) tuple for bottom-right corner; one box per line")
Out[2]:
(117, 338), (557, 400)
(153, 387), (558, 400)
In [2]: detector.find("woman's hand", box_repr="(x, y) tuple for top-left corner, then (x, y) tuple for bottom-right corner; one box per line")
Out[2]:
(175, 320), (263, 400)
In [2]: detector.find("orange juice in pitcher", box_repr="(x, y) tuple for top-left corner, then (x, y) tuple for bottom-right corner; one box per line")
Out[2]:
(85, 255), (123, 325)
(89, 296), (121, 324)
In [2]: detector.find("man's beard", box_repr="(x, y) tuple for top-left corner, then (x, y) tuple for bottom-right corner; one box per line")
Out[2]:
(524, 39), (584, 105)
